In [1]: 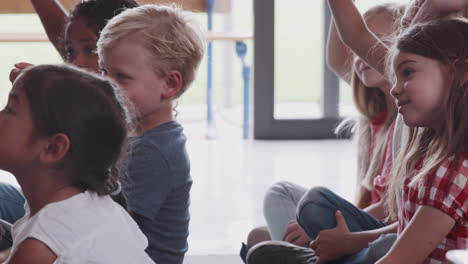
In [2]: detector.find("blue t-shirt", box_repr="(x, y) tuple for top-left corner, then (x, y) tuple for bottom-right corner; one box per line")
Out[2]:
(124, 121), (192, 264)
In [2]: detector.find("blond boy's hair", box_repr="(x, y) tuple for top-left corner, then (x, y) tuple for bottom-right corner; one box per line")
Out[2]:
(97, 4), (205, 97)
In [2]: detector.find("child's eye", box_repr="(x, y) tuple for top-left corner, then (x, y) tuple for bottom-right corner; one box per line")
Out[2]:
(402, 68), (415, 78)
(99, 68), (108, 76)
(116, 73), (130, 80)
(85, 47), (97, 55)
(65, 47), (76, 61)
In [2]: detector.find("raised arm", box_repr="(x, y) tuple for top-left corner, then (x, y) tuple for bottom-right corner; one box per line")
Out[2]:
(30, 0), (68, 56)
(376, 206), (455, 264)
(326, 19), (354, 85)
(412, 0), (468, 24)
(327, 0), (388, 77)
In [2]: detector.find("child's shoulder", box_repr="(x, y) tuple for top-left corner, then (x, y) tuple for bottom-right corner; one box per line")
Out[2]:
(136, 120), (187, 156)
(435, 154), (468, 181)
(143, 120), (184, 139)
(17, 193), (128, 253)
(37, 192), (120, 228)
(18, 192), (150, 262)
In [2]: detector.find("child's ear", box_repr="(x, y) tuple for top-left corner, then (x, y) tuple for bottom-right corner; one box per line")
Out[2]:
(39, 133), (70, 165)
(161, 71), (183, 100)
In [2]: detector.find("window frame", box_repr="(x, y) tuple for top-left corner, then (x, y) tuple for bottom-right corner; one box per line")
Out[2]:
(253, 0), (342, 139)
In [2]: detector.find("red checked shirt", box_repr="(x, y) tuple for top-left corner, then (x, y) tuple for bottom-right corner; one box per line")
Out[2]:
(398, 155), (468, 263)
(369, 111), (395, 204)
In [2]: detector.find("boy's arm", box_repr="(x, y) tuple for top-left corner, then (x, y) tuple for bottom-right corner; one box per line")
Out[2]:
(30, 0), (68, 57)
(376, 206), (455, 264)
(327, 0), (388, 77)
(326, 19), (354, 85)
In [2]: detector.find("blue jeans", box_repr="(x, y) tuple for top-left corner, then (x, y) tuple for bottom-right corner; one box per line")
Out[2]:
(0, 183), (25, 224)
(297, 186), (396, 264)
(263, 182), (307, 240)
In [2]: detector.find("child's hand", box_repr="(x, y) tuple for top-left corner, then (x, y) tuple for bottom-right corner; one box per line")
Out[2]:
(9, 63), (33, 83)
(425, 0), (468, 15)
(310, 211), (357, 264)
(282, 220), (311, 246)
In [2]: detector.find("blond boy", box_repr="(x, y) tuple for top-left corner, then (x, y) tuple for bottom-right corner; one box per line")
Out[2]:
(97, 4), (205, 263)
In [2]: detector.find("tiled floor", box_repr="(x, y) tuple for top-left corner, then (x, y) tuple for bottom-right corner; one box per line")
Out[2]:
(0, 105), (358, 263)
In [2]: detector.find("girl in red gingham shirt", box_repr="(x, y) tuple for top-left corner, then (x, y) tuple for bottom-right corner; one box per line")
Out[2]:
(380, 17), (468, 264)
(397, 157), (468, 263)
(326, 0), (468, 263)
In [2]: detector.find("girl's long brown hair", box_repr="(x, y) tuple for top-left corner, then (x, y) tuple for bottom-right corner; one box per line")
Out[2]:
(385, 18), (468, 219)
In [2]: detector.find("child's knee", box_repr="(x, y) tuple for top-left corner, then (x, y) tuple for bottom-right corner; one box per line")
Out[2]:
(297, 186), (333, 211)
(296, 187), (338, 234)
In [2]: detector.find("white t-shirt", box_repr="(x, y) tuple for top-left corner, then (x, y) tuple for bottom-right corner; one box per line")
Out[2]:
(6, 191), (155, 264)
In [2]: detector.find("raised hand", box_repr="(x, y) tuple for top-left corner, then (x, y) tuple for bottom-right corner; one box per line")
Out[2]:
(9, 63), (33, 83)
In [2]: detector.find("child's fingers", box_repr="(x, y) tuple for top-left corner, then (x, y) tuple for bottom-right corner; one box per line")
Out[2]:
(14, 62), (33, 69)
(310, 239), (318, 250)
(283, 230), (300, 243)
(281, 221), (299, 240)
(294, 234), (310, 246)
(9, 63), (33, 83)
(9, 69), (21, 83)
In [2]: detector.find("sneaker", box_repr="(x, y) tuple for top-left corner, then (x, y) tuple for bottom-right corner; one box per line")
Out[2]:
(240, 242), (249, 263)
(246, 240), (317, 264)
(241, 226), (272, 263)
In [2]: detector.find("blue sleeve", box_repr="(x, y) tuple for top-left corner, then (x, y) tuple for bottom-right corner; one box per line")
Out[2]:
(124, 140), (173, 220)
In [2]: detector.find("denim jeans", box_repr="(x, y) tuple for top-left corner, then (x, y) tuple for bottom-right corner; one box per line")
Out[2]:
(0, 183), (25, 224)
(263, 181), (307, 240)
(297, 186), (396, 264)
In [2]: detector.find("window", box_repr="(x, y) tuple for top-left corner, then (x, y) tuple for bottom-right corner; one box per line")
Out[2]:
(254, 0), (408, 139)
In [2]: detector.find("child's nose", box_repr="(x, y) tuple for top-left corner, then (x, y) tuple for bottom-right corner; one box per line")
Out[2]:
(73, 54), (87, 69)
(354, 58), (363, 69)
(390, 83), (401, 98)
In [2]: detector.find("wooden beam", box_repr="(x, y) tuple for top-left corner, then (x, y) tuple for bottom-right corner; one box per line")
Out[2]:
(0, 0), (231, 14)
(0, 33), (48, 42)
(0, 31), (252, 42)
(205, 31), (253, 42)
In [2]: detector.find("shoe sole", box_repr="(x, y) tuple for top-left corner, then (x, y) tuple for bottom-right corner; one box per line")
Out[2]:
(246, 240), (317, 264)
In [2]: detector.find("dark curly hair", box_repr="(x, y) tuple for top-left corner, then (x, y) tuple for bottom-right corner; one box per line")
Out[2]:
(21, 64), (133, 208)
(68, 0), (139, 35)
